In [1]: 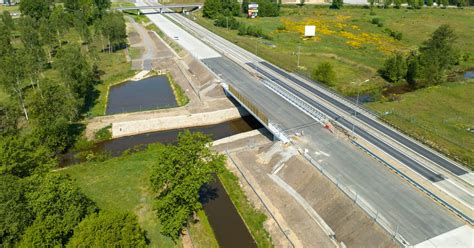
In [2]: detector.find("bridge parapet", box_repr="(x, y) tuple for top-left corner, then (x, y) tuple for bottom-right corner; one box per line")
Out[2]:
(222, 83), (290, 143)
(223, 83), (268, 125)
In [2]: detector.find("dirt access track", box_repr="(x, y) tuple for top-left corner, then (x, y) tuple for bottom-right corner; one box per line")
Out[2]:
(86, 17), (241, 139)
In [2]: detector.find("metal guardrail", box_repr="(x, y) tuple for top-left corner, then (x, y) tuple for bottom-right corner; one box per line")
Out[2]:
(261, 79), (328, 126)
(294, 72), (470, 168)
(350, 140), (474, 225)
(259, 72), (411, 245)
(259, 69), (473, 225)
(296, 146), (410, 247)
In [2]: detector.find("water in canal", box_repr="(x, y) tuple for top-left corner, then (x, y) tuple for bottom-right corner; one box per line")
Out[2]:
(106, 76), (177, 115)
(200, 178), (257, 248)
(64, 116), (264, 247)
(464, 71), (474, 79)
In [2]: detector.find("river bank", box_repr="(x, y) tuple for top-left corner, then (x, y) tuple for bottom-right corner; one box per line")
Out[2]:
(60, 117), (269, 247)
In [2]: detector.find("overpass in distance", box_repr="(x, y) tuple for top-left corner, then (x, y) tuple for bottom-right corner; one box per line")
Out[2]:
(114, 4), (202, 13)
(136, 0), (473, 246)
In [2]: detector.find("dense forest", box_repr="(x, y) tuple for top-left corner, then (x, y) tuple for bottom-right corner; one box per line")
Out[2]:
(0, 1), (148, 246)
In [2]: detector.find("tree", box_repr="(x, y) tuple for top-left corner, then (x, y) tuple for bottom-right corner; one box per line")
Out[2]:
(19, 0), (52, 20)
(0, 23), (12, 57)
(65, 0), (95, 23)
(67, 212), (147, 247)
(456, 0), (466, 7)
(2, 11), (15, 32)
(221, 0), (240, 16)
(50, 6), (69, 48)
(0, 49), (30, 120)
(54, 45), (95, 108)
(0, 175), (34, 246)
(149, 131), (225, 238)
(19, 174), (97, 246)
(406, 51), (419, 87)
(442, 0), (449, 7)
(312, 62), (337, 86)
(368, 0), (376, 7)
(380, 52), (407, 83)
(27, 79), (78, 152)
(255, 0), (280, 17)
(99, 12), (127, 52)
(331, 0), (344, 9)
(203, 0), (222, 19)
(19, 16), (47, 90)
(383, 0), (393, 7)
(418, 24), (459, 85)
(394, 0), (402, 8)
(0, 134), (55, 178)
(93, 0), (111, 19)
(242, 0), (249, 14)
(39, 17), (58, 62)
(427, 0), (434, 6)
(0, 101), (21, 136)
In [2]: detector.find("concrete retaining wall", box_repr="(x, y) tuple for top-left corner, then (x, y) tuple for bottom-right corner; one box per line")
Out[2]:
(112, 107), (248, 138)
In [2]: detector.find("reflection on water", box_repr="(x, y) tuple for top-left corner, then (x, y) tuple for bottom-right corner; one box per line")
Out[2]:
(61, 116), (263, 165)
(106, 76), (177, 115)
(200, 178), (257, 248)
(95, 116), (263, 156)
(62, 115), (263, 247)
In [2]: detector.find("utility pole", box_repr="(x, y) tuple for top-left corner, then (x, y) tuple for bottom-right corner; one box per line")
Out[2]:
(226, 16), (229, 30)
(351, 79), (370, 136)
(297, 45), (301, 68)
(255, 37), (259, 55)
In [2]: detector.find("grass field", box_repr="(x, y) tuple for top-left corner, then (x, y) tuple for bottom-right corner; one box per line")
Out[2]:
(60, 145), (219, 248)
(193, 7), (474, 95)
(191, 6), (474, 168)
(368, 80), (474, 169)
(0, 5), (19, 13)
(88, 50), (136, 116)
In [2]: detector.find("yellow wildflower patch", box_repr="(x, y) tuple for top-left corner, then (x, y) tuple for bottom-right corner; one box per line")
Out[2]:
(278, 17), (397, 54)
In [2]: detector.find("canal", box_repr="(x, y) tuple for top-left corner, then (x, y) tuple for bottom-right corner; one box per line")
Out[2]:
(65, 116), (263, 247)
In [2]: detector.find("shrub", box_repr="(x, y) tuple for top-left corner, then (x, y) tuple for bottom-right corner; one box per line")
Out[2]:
(379, 52), (407, 83)
(277, 24), (286, 31)
(214, 15), (241, 30)
(312, 62), (336, 86)
(94, 125), (112, 141)
(254, 0), (280, 17)
(371, 17), (382, 25)
(238, 24), (248, 36)
(330, 0), (344, 9)
(385, 28), (403, 40)
(237, 23), (272, 40)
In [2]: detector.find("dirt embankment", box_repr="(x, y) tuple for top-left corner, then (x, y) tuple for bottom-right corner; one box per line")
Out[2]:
(279, 156), (398, 248)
